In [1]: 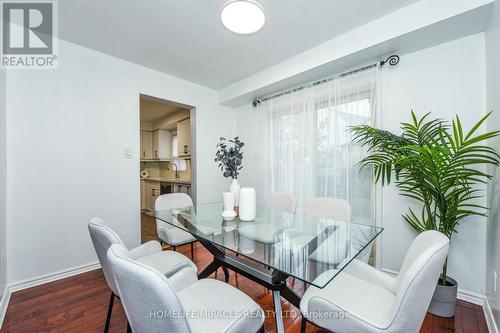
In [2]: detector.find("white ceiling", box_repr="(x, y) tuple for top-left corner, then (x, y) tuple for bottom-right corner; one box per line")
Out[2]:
(59, 0), (420, 89)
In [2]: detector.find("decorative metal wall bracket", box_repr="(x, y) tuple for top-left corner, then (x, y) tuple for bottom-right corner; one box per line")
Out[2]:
(380, 54), (400, 67)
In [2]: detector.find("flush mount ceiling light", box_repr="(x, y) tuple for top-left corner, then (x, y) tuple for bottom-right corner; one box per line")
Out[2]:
(221, 0), (266, 35)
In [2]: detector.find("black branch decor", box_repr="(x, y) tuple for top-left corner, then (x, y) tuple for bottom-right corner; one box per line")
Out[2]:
(215, 137), (244, 179)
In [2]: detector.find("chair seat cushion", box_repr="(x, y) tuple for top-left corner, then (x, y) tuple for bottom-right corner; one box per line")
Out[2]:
(301, 270), (395, 330)
(238, 223), (285, 244)
(308, 231), (349, 265)
(178, 279), (264, 333)
(136, 251), (198, 292)
(158, 226), (196, 246)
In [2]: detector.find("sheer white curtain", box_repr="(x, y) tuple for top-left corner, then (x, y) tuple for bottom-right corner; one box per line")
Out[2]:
(258, 66), (378, 224)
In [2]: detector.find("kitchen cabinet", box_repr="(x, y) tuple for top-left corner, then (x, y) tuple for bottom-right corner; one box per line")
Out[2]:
(160, 181), (191, 196)
(144, 181), (160, 211)
(177, 119), (191, 156)
(141, 130), (153, 159)
(152, 129), (170, 159)
(141, 129), (170, 160)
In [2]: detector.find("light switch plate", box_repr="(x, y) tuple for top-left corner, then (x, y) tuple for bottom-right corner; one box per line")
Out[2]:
(124, 147), (133, 159)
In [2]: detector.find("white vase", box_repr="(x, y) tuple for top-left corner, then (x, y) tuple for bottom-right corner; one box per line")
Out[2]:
(239, 187), (256, 221)
(222, 192), (235, 211)
(229, 179), (241, 206)
(221, 192), (236, 221)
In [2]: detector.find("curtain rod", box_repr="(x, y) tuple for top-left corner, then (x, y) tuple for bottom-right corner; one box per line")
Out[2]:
(252, 54), (400, 107)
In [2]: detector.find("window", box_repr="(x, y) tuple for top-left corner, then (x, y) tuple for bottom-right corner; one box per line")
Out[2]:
(259, 67), (378, 224)
(315, 98), (373, 221)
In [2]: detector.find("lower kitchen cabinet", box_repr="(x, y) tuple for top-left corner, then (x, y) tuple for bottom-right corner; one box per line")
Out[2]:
(142, 181), (160, 212)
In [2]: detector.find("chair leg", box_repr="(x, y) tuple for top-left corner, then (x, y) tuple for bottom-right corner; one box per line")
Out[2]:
(222, 266), (229, 283)
(190, 242), (194, 259)
(104, 292), (115, 333)
(173, 246), (176, 251)
(300, 317), (307, 333)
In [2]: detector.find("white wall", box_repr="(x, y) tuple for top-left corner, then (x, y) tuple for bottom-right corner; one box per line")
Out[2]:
(236, 33), (488, 295)
(379, 33), (487, 294)
(485, 0), (500, 327)
(234, 105), (260, 194)
(5, 39), (235, 284)
(0, 68), (6, 299)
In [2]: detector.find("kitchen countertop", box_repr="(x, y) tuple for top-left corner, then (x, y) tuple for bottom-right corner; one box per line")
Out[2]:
(140, 177), (191, 184)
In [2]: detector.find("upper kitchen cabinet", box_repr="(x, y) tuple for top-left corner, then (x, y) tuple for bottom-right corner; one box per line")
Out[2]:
(152, 129), (170, 159)
(141, 129), (170, 160)
(177, 119), (191, 157)
(141, 130), (153, 159)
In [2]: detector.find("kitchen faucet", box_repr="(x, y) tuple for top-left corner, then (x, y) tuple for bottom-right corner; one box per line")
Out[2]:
(170, 161), (179, 179)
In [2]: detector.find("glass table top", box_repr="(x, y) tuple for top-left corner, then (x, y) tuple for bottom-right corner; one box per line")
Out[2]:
(155, 202), (383, 288)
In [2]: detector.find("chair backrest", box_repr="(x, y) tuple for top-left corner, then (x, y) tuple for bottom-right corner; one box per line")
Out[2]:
(155, 193), (194, 211)
(88, 217), (126, 294)
(155, 193), (194, 234)
(107, 243), (191, 333)
(388, 231), (449, 331)
(305, 197), (351, 222)
(266, 192), (296, 213)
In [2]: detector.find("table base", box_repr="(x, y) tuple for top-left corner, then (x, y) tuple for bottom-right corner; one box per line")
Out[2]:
(196, 237), (301, 333)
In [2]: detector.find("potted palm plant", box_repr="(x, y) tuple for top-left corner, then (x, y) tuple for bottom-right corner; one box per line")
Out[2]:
(350, 112), (500, 317)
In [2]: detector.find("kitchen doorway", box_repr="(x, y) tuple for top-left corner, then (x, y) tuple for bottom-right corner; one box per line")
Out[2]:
(139, 94), (196, 244)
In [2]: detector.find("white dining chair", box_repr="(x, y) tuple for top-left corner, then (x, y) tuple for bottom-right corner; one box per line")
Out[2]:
(300, 230), (450, 333)
(88, 218), (197, 333)
(305, 197), (351, 221)
(278, 197), (355, 261)
(267, 192), (297, 213)
(107, 243), (265, 333)
(156, 193), (197, 258)
(304, 197), (374, 264)
(236, 192), (296, 258)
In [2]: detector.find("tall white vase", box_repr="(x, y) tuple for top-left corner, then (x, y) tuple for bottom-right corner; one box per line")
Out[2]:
(229, 178), (241, 206)
(239, 187), (256, 221)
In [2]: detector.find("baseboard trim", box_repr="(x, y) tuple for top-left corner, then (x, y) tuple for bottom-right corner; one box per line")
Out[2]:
(457, 288), (485, 305)
(0, 288), (12, 330)
(0, 261), (101, 329)
(8, 261), (100, 293)
(484, 297), (499, 333)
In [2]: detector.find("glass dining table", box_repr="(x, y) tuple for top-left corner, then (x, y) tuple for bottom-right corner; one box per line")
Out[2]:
(155, 202), (383, 333)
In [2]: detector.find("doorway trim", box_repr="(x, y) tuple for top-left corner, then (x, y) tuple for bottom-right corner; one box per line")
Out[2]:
(139, 93), (197, 204)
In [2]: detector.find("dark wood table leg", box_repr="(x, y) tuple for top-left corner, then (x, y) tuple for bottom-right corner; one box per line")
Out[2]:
(198, 260), (221, 279)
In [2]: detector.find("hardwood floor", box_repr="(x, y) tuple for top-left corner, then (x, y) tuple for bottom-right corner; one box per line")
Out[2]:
(140, 211), (158, 243)
(1, 215), (489, 333)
